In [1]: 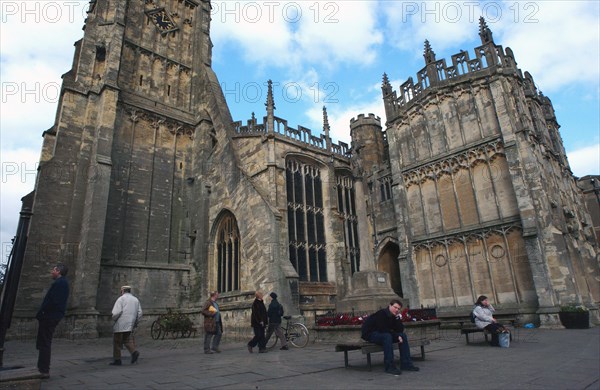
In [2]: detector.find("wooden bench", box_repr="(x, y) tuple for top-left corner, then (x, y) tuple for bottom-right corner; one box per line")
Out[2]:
(460, 317), (516, 344)
(335, 338), (430, 370)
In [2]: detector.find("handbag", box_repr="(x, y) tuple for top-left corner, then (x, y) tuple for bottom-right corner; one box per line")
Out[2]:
(498, 332), (510, 348)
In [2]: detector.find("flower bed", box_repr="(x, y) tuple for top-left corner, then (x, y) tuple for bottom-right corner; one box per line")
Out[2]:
(315, 308), (437, 327)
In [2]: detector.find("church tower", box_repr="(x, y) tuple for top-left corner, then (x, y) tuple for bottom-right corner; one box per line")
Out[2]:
(382, 18), (599, 325)
(13, 0), (241, 335)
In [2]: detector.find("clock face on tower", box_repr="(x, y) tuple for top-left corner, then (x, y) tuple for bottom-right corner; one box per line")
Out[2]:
(147, 8), (177, 33)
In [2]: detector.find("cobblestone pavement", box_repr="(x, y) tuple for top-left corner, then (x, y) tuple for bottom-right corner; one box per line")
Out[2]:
(1, 327), (598, 389)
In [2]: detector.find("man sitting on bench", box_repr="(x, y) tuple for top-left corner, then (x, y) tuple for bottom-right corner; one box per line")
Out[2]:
(361, 299), (420, 376)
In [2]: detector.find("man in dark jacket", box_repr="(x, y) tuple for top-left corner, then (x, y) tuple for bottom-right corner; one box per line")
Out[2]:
(361, 299), (419, 376)
(247, 290), (268, 353)
(36, 263), (70, 378)
(265, 292), (288, 350)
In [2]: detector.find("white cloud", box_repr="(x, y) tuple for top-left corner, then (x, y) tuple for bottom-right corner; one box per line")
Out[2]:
(211, 1), (383, 71)
(383, 0), (483, 60)
(210, 1), (294, 68)
(381, 0), (600, 92)
(567, 144), (600, 177)
(0, 2), (86, 64)
(497, 1), (600, 92)
(294, 1), (383, 66)
(1, 4), (86, 148)
(0, 148), (40, 260)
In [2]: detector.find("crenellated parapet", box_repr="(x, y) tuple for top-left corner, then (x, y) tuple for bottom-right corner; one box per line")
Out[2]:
(349, 113), (388, 175)
(383, 18), (522, 120)
(233, 81), (351, 158)
(350, 113), (382, 127)
(233, 115), (351, 158)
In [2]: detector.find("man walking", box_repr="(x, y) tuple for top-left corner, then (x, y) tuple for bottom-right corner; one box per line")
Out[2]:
(36, 264), (70, 378)
(265, 292), (288, 350)
(110, 285), (142, 365)
(247, 290), (268, 353)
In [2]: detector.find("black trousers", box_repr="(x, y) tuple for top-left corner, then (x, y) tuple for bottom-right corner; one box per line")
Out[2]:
(248, 325), (266, 350)
(484, 323), (506, 346)
(36, 318), (60, 373)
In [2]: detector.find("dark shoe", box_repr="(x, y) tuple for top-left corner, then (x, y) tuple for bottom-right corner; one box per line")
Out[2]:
(39, 372), (50, 379)
(280, 346), (289, 350)
(211, 349), (221, 353)
(247, 345), (253, 353)
(258, 349), (268, 353)
(385, 367), (402, 376)
(204, 350), (214, 354)
(109, 360), (122, 366)
(401, 365), (419, 372)
(131, 351), (140, 364)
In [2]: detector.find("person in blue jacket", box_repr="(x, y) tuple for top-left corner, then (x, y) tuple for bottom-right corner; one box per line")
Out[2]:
(36, 263), (70, 378)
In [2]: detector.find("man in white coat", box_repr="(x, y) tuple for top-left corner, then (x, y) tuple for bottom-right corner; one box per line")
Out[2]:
(110, 285), (142, 365)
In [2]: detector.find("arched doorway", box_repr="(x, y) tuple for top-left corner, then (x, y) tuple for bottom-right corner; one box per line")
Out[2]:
(377, 242), (402, 297)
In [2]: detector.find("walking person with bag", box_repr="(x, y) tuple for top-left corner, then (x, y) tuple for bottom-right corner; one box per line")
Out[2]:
(265, 292), (289, 350)
(201, 291), (223, 354)
(110, 285), (142, 365)
(247, 290), (268, 353)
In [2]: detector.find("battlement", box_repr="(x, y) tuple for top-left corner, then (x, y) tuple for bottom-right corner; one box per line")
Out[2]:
(350, 113), (382, 127)
(233, 115), (351, 158)
(384, 44), (518, 116)
(382, 18), (532, 120)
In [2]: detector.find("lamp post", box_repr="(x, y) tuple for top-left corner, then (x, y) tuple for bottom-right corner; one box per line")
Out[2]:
(0, 200), (33, 368)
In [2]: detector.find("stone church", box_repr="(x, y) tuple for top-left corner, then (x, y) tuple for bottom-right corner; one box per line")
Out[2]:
(9, 0), (599, 337)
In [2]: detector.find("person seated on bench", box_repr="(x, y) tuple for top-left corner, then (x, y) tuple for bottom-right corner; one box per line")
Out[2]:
(361, 299), (420, 376)
(472, 295), (509, 347)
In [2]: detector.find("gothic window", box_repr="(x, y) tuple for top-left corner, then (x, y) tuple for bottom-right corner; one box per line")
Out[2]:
(379, 176), (393, 202)
(286, 159), (327, 282)
(336, 175), (361, 274)
(215, 212), (240, 292)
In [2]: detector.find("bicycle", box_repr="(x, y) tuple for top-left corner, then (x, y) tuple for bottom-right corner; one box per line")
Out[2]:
(266, 315), (309, 349)
(150, 309), (196, 340)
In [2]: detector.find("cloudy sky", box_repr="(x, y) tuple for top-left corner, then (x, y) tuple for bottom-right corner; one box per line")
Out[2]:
(1, 0), (599, 261)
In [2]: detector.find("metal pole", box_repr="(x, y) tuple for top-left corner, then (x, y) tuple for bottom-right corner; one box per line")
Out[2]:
(0, 199), (33, 367)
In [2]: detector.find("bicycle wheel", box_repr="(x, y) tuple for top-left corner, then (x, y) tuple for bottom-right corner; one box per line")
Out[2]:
(151, 320), (162, 340)
(266, 333), (279, 350)
(288, 323), (309, 348)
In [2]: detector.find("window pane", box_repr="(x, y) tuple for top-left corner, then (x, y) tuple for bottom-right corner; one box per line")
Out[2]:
(297, 244), (307, 281)
(318, 248), (327, 282)
(306, 211), (315, 243)
(316, 213), (325, 243)
(305, 174), (314, 207)
(314, 175), (323, 208)
(296, 209), (305, 241)
(309, 247), (318, 282)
